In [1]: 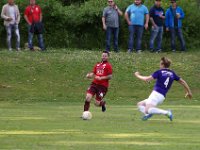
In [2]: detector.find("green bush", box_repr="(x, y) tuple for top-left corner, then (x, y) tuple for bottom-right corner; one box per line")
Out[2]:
(0, 0), (200, 50)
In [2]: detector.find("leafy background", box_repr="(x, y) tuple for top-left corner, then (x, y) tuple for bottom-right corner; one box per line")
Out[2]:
(0, 0), (200, 50)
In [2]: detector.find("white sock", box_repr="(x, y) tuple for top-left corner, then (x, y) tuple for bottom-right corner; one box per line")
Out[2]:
(138, 105), (146, 115)
(148, 107), (168, 115)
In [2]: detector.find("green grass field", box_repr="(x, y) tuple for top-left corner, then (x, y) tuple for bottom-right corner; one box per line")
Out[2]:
(0, 50), (200, 149)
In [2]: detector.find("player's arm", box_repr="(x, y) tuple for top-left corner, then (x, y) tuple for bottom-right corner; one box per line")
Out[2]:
(150, 17), (157, 28)
(134, 72), (154, 82)
(144, 13), (149, 30)
(125, 12), (131, 25)
(86, 72), (94, 79)
(102, 16), (107, 30)
(178, 78), (192, 99)
(1, 6), (12, 21)
(24, 8), (32, 25)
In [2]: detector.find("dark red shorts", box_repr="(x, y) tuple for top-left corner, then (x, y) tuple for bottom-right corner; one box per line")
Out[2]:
(87, 83), (108, 101)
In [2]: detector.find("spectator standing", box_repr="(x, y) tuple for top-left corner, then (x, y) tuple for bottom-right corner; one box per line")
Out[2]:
(102, 0), (123, 52)
(24, 0), (45, 51)
(125, 0), (149, 53)
(149, 0), (165, 53)
(1, 0), (20, 51)
(165, 0), (186, 52)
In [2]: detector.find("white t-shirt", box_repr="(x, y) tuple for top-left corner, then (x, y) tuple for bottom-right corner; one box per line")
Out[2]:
(8, 5), (16, 24)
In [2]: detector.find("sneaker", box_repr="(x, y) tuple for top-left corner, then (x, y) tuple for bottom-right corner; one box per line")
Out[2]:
(166, 110), (173, 121)
(137, 50), (142, 54)
(8, 48), (12, 51)
(142, 114), (153, 121)
(16, 48), (21, 51)
(156, 49), (162, 53)
(127, 49), (132, 53)
(102, 102), (106, 112)
(172, 49), (176, 52)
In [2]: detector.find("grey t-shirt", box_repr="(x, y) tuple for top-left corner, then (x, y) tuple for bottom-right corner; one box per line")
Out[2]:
(103, 6), (119, 28)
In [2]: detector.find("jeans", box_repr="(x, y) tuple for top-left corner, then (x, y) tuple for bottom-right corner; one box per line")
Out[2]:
(6, 24), (20, 50)
(128, 25), (144, 51)
(170, 28), (186, 51)
(28, 25), (45, 50)
(105, 27), (119, 52)
(149, 26), (163, 51)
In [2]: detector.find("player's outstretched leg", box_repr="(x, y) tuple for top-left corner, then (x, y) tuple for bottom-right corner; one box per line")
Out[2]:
(142, 114), (153, 121)
(95, 100), (106, 112)
(148, 107), (173, 121)
(137, 100), (148, 115)
(84, 93), (92, 111)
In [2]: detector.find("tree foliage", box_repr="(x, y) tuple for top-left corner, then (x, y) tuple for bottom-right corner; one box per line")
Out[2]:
(0, 0), (200, 49)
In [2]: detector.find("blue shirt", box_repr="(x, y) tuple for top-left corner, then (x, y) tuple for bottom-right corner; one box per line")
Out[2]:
(152, 69), (180, 97)
(126, 4), (149, 26)
(165, 6), (185, 28)
(149, 5), (165, 27)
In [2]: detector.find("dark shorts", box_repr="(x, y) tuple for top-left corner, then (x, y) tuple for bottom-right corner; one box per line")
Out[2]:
(87, 83), (108, 101)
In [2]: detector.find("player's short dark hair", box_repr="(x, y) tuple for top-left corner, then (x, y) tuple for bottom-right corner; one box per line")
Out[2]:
(161, 57), (171, 68)
(102, 51), (110, 56)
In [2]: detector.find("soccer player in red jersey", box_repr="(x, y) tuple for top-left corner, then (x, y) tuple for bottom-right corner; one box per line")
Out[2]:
(83, 51), (113, 112)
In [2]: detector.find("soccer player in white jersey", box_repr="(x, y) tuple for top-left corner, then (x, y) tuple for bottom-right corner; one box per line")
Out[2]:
(134, 57), (192, 121)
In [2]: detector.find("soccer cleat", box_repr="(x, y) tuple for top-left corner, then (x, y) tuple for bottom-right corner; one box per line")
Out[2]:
(102, 103), (106, 112)
(166, 110), (173, 121)
(142, 114), (153, 121)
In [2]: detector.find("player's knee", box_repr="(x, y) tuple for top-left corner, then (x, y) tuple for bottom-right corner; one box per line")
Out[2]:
(137, 102), (142, 107)
(145, 108), (149, 114)
(85, 95), (92, 102)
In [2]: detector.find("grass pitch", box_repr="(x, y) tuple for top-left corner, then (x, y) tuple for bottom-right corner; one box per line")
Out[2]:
(0, 49), (199, 149)
(0, 102), (200, 149)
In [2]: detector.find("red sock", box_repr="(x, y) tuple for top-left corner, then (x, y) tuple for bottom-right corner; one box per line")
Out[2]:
(84, 101), (90, 111)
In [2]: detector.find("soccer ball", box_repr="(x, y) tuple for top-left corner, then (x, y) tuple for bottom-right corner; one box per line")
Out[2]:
(82, 111), (92, 120)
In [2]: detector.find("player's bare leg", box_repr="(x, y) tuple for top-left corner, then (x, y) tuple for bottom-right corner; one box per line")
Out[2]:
(84, 93), (93, 111)
(95, 92), (106, 112)
(147, 105), (173, 121)
(95, 100), (106, 112)
(137, 100), (147, 115)
(138, 103), (154, 121)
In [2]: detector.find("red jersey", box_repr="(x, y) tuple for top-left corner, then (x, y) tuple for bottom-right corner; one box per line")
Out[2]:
(92, 61), (112, 88)
(24, 5), (42, 23)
